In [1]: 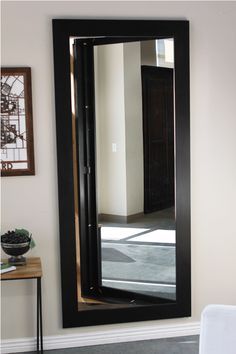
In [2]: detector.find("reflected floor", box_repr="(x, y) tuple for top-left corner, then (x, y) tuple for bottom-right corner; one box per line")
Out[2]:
(100, 208), (176, 300)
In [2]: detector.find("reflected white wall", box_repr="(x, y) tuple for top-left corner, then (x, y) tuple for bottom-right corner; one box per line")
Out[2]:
(123, 42), (144, 215)
(95, 42), (144, 216)
(94, 44), (127, 216)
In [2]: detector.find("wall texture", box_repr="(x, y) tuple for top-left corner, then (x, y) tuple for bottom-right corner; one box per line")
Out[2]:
(95, 43), (128, 215)
(1, 0), (236, 342)
(95, 42), (143, 216)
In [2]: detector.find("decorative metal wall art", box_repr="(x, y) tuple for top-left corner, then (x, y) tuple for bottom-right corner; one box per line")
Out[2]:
(1, 67), (35, 176)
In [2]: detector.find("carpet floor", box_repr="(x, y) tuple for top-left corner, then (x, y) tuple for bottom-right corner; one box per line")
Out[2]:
(19, 335), (199, 354)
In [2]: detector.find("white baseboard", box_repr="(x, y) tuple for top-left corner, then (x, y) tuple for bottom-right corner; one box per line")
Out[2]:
(1, 322), (200, 353)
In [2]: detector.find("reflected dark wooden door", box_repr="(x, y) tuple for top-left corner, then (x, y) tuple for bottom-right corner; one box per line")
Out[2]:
(142, 66), (174, 213)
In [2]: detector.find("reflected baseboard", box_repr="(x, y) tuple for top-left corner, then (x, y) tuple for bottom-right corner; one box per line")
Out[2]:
(98, 213), (144, 224)
(0, 322), (200, 353)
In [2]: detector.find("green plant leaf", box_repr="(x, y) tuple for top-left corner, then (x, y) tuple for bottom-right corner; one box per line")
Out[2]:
(15, 229), (29, 237)
(30, 237), (36, 249)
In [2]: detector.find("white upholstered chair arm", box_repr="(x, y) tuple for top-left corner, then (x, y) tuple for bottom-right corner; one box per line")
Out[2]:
(199, 304), (236, 354)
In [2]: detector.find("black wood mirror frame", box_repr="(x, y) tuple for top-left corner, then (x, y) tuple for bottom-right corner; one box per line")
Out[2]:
(52, 19), (191, 328)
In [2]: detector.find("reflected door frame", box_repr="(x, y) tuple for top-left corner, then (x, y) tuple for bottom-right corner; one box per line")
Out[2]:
(142, 65), (175, 213)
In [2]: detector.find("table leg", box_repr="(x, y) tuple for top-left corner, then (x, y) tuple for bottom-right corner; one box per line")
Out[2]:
(37, 278), (43, 353)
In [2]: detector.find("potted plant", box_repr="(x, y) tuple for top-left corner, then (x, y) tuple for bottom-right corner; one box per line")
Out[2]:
(1, 229), (35, 265)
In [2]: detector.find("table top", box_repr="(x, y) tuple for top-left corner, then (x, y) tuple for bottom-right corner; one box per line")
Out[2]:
(1, 257), (42, 280)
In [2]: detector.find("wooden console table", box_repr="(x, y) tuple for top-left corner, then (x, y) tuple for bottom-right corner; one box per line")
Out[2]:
(1, 257), (43, 353)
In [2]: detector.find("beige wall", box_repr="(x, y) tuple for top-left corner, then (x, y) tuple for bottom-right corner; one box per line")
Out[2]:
(123, 42), (144, 215)
(141, 40), (156, 66)
(95, 43), (127, 216)
(1, 0), (236, 341)
(95, 41), (143, 216)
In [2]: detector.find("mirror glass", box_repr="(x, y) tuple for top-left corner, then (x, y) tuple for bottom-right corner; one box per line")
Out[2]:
(93, 38), (176, 301)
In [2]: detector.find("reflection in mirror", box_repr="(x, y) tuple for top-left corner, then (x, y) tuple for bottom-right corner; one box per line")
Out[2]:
(93, 39), (176, 301)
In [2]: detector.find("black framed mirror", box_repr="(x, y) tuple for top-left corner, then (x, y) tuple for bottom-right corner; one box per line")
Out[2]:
(53, 19), (190, 328)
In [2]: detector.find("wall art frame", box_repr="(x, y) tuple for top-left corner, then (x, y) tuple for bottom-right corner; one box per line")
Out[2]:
(1, 67), (35, 176)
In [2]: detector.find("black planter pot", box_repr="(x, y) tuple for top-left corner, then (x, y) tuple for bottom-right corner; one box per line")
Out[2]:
(1, 241), (31, 265)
